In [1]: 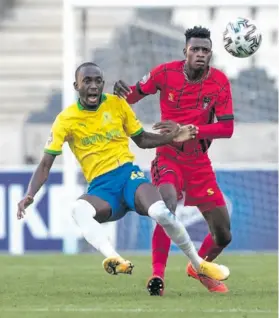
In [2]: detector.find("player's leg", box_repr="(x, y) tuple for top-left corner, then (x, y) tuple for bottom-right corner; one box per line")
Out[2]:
(150, 157), (182, 293)
(199, 204), (231, 261)
(184, 168), (231, 292)
(186, 203), (231, 293)
(150, 184), (176, 289)
(71, 167), (135, 275)
(72, 194), (133, 275)
(124, 166), (230, 291)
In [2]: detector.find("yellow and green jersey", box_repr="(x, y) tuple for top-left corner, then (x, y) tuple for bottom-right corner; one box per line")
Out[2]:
(44, 94), (143, 182)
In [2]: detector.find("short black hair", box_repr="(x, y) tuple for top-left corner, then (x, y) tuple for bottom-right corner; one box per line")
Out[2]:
(184, 26), (211, 44)
(75, 62), (100, 80)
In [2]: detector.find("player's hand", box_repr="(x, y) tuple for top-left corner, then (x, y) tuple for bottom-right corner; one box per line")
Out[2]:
(113, 80), (132, 99)
(17, 195), (34, 220)
(152, 120), (181, 138)
(173, 125), (199, 142)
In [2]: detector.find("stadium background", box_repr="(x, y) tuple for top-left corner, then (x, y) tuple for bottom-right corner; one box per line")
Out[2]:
(0, 1), (277, 255)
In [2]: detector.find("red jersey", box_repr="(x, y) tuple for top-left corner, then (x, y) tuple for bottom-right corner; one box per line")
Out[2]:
(127, 60), (234, 159)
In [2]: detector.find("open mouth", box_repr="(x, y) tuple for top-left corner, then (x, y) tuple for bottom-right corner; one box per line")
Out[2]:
(87, 93), (99, 104)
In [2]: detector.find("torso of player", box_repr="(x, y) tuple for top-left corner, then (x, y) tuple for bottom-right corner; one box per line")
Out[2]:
(157, 61), (223, 159)
(64, 95), (135, 182)
(159, 61), (219, 126)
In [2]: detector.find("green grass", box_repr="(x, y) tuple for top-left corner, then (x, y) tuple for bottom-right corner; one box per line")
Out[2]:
(0, 254), (277, 318)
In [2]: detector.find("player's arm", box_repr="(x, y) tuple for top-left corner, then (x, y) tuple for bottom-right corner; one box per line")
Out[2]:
(121, 99), (180, 148)
(17, 115), (68, 220)
(114, 64), (165, 104)
(196, 78), (234, 139)
(132, 122), (181, 149)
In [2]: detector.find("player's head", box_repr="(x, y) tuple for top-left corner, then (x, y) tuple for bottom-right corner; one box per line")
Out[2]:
(183, 26), (212, 71)
(74, 62), (105, 108)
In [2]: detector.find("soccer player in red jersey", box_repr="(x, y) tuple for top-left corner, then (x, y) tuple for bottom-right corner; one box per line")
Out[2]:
(113, 26), (234, 295)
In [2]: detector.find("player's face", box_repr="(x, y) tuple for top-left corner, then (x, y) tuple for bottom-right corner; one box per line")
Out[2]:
(184, 38), (212, 71)
(74, 66), (105, 107)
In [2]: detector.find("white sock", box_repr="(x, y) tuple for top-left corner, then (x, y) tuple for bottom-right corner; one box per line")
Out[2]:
(72, 199), (121, 259)
(148, 200), (203, 270)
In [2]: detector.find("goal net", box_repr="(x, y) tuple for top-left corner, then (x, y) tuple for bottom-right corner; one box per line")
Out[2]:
(62, 0), (278, 254)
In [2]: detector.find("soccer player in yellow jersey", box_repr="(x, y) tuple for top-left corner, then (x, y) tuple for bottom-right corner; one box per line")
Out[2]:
(17, 62), (230, 283)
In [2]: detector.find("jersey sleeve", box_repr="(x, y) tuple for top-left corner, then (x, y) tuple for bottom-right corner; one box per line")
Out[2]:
(121, 99), (143, 137)
(215, 77), (234, 121)
(136, 63), (165, 96)
(44, 114), (69, 155)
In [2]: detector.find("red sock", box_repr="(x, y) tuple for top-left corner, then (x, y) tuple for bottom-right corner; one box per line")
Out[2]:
(152, 224), (171, 279)
(198, 233), (224, 262)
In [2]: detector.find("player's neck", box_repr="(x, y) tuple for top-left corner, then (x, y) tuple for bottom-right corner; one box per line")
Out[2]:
(78, 98), (101, 111)
(183, 63), (208, 83)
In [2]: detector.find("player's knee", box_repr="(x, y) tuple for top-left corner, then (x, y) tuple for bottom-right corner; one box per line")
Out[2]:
(164, 199), (177, 214)
(72, 199), (96, 220)
(148, 200), (175, 225)
(159, 187), (177, 214)
(71, 200), (80, 219)
(214, 228), (232, 247)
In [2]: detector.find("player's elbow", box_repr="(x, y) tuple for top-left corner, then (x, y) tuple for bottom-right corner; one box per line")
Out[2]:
(224, 120), (234, 138)
(131, 133), (147, 149)
(226, 128), (234, 138)
(227, 122), (234, 138)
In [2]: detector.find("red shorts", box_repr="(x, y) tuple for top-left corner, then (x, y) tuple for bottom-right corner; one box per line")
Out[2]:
(151, 153), (225, 213)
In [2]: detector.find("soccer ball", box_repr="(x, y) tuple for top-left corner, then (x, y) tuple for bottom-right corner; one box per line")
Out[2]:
(223, 17), (262, 58)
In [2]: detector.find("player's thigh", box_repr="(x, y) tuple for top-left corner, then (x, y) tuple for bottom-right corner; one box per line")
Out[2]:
(151, 156), (183, 213)
(185, 166), (224, 209)
(158, 183), (178, 213)
(86, 164), (134, 222)
(123, 166), (161, 216)
(202, 206), (232, 246)
(78, 194), (112, 223)
(134, 183), (162, 216)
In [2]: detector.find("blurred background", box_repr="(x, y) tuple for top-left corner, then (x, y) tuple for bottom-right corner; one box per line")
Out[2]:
(0, 1), (277, 254)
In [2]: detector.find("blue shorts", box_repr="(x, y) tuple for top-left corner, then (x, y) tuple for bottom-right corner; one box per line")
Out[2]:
(87, 163), (150, 222)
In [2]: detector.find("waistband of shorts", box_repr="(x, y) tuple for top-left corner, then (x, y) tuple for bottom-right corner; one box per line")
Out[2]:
(156, 146), (210, 162)
(89, 161), (133, 184)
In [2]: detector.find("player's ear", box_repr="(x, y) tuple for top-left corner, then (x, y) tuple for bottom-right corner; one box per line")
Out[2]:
(183, 47), (187, 58)
(73, 81), (78, 91)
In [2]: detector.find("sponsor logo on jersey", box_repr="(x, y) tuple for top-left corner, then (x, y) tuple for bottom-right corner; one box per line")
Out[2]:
(78, 123), (86, 127)
(207, 188), (215, 196)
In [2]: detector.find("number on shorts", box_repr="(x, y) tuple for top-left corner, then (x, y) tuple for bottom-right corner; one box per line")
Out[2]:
(130, 171), (145, 180)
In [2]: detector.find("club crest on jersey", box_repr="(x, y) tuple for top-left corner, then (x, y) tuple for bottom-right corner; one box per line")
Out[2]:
(102, 112), (112, 126)
(168, 93), (175, 102)
(203, 97), (211, 109)
(140, 73), (150, 84)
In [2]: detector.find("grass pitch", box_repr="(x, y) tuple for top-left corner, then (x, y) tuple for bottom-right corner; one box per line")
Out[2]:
(0, 254), (277, 318)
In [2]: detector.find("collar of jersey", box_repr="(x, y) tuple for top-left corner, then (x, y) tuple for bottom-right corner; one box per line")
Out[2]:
(77, 94), (107, 111)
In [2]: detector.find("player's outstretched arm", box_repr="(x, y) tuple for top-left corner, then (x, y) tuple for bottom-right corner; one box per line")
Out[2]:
(17, 153), (56, 220)
(131, 121), (181, 149)
(114, 64), (164, 104)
